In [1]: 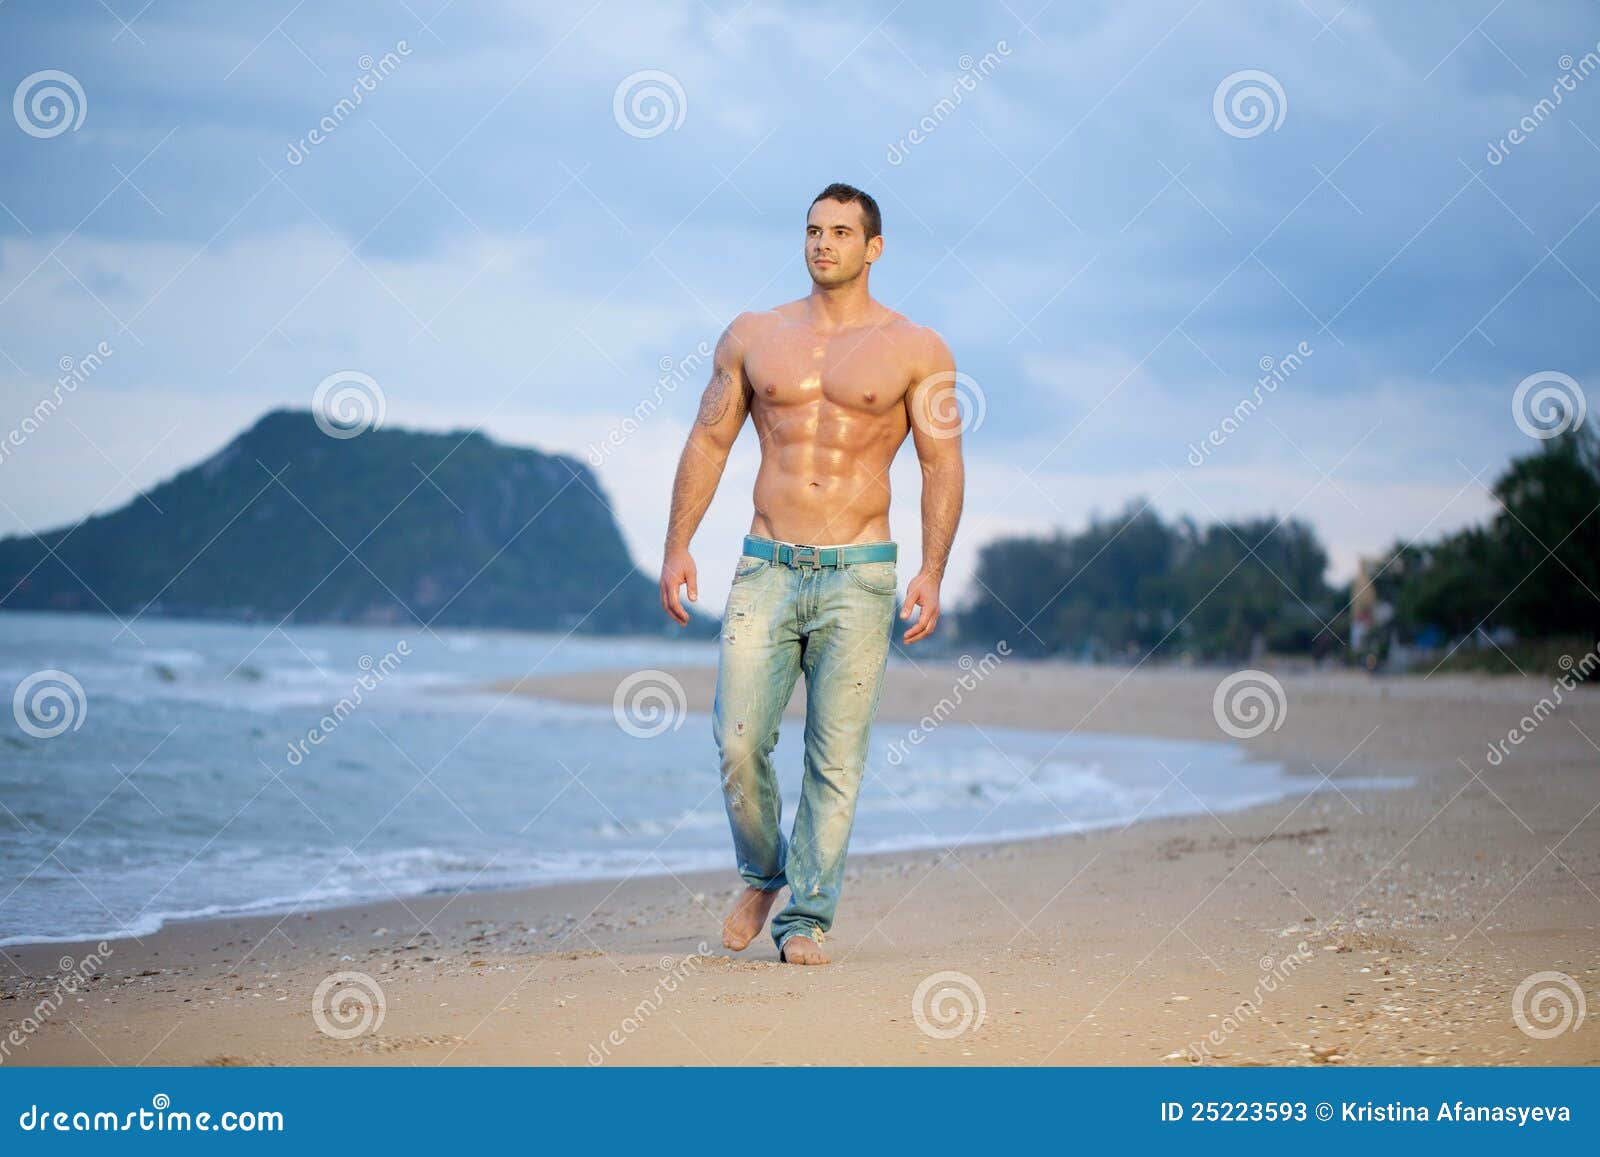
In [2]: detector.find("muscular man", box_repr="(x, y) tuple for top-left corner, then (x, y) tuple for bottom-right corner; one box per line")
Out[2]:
(659, 182), (965, 965)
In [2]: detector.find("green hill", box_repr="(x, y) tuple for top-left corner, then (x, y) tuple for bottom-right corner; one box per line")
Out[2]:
(0, 409), (711, 637)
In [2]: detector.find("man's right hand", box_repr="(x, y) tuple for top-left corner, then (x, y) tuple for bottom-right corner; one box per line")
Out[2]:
(660, 547), (698, 626)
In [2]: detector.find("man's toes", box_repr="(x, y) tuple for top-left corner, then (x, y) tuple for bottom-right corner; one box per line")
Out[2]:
(780, 936), (828, 965)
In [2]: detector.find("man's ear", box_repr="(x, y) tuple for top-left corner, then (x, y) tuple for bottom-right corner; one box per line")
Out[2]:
(866, 234), (885, 264)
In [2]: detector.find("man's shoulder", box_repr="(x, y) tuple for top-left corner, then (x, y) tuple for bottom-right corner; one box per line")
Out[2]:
(882, 314), (952, 366)
(722, 307), (788, 347)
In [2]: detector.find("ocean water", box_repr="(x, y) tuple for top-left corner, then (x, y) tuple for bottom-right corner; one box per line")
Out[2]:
(0, 611), (1401, 946)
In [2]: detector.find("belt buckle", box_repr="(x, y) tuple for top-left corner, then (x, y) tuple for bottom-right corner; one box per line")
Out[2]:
(791, 544), (819, 570)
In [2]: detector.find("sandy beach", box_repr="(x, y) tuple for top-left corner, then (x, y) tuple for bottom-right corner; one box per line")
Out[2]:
(4, 659), (1597, 1066)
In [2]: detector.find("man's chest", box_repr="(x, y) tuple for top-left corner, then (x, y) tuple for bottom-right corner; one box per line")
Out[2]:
(744, 330), (912, 413)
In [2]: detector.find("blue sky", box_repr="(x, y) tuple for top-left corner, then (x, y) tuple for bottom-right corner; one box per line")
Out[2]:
(1, 0), (1597, 607)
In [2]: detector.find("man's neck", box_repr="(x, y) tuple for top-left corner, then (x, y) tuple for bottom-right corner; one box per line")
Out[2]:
(805, 280), (876, 330)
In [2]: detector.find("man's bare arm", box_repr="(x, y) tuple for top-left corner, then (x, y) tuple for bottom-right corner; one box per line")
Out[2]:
(660, 318), (753, 624)
(899, 329), (965, 642)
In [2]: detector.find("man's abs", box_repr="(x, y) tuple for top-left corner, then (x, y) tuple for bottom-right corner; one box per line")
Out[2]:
(748, 457), (896, 545)
(738, 309), (923, 545)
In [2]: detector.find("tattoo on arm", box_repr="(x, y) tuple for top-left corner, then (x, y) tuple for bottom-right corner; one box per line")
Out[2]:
(697, 366), (735, 427)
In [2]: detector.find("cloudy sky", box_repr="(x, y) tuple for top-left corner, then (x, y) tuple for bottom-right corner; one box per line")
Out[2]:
(1, 0), (1596, 608)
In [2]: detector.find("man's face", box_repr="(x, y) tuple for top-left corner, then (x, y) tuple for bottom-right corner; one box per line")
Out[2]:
(805, 199), (880, 287)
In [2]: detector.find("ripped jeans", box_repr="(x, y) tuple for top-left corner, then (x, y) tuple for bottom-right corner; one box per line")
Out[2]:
(711, 535), (898, 955)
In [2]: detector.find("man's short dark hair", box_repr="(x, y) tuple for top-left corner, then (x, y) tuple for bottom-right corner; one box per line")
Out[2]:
(810, 182), (881, 241)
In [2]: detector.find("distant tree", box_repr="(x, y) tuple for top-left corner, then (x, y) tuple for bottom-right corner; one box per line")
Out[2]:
(964, 502), (1181, 659)
(1491, 430), (1600, 640)
(1377, 427), (1599, 645)
(1167, 517), (1333, 661)
(960, 503), (1336, 662)
(1384, 528), (1499, 640)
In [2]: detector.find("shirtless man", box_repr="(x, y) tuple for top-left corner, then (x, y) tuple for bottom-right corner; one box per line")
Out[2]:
(659, 182), (965, 965)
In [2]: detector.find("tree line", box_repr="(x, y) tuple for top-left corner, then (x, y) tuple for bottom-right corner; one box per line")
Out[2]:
(956, 429), (1599, 666)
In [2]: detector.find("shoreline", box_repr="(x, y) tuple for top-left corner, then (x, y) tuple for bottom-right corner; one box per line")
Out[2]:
(4, 660), (1597, 1065)
(0, 752), (1413, 954)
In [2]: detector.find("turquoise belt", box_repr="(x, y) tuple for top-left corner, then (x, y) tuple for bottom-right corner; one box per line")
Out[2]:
(743, 534), (897, 570)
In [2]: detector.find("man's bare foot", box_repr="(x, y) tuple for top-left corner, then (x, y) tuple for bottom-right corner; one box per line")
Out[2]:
(721, 886), (779, 950)
(779, 934), (829, 965)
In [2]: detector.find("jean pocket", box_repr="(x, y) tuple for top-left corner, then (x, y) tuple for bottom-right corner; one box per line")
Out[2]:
(844, 560), (897, 596)
(731, 553), (769, 584)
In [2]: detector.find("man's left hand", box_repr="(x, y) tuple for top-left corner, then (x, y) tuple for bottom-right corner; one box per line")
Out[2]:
(899, 571), (941, 643)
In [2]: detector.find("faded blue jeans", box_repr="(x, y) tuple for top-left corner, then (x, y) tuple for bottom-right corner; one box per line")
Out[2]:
(711, 534), (898, 955)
